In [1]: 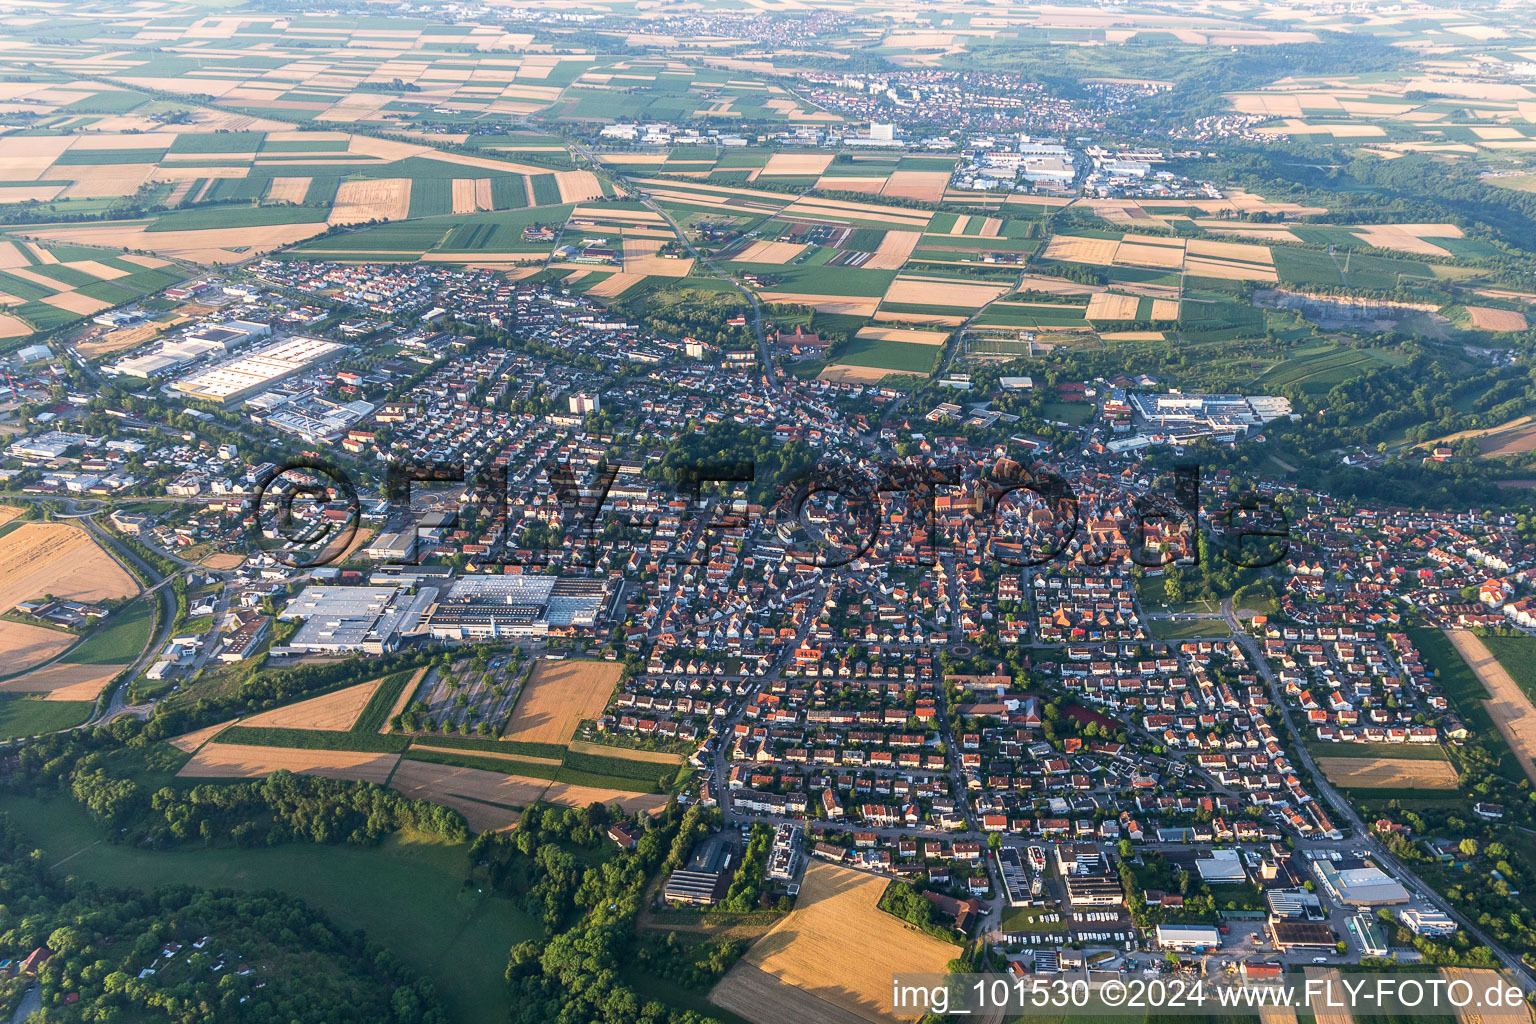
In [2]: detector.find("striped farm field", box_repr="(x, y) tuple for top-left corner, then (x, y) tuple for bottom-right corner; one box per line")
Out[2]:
(711, 861), (959, 1024)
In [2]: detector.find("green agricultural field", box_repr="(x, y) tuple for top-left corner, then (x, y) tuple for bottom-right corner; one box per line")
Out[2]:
(404, 747), (561, 780)
(168, 131), (266, 153)
(0, 794), (539, 1024)
(60, 596), (154, 666)
(831, 336), (940, 374)
(146, 204), (329, 232)
(1302, 738), (1451, 762)
(295, 220), (454, 254)
(52, 148), (169, 165)
(732, 263), (896, 296)
(1146, 617), (1232, 640)
(1479, 635), (1536, 706)
(529, 173), (561, 206)
(1406, 625), (1524, 782)
(0, 696), (92, 739)
(1250, 343), (1411, 395)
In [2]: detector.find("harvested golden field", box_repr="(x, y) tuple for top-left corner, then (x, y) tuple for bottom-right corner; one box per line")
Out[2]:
(754, 292), (881, 317)
(1467, 306), (1529, 331)
(815, 176), (884, 193)
(855, 326), (947, 346)
(1304, 968), (1354, 1024)
(26, 221), (326, 265)
(200, 552), (246, 570)
(3, 662), (121, 702)
(412, 744), (563, 767)
(572, 207), (664, 225)
(179, 743), (400, 784)
(1315, 756), (1458, 789)
(1350, 223), (1462, 258)
(781, 197), (930, 229)
(871, 310), (966, 326)
(0, 523), (137, 610)
(539, 781), (669, 815)
(451, 178), (480, 214)
(503, 659), (622, 745)
(734, 240), (807, 264)
(62, 259), (128, 281)
(1086, 292), (1141, 320)
(389, 758), (548, 811)
(865, 229), (921, 271)
(1041, 234), (1119, 266)
(0, 185), (65, 204)
(0, 620), (76, 675)
(43, 291), (112, 315)
(761, 153), (833, 176)
(1184, 256), (1279, 282)
(1186, 238), (1273, 264)
(1446, 629), (1536, 786)
(711, 861), (960, 1024)
(0, 135), (74, 180)
(818, 363), (901, 383)
(58, 164), (159, 198)
(0, 505), (20, 527)
(883, 276), (1008, 308)
(881, 170), (949, 203)
(264, 177), (311, 204)
(165, 718), (241, 754)
(0, 313), (27, 339)
(329, 178), (411, 225)
(583, 273), (646, 299)
(554, 170), (603, 204)
(566, 739), (682, 765)
(1114, 240), (1185, 270)
(1440, 969), (1532, 1024)
(620, 239), (694, 278)
(1151, 299), (1180, 319)
(241, 678), (383, 731)
(1479, 423), (1536, 457)
(1017, 273), (1101, 295)
(396, 785), (520, 832)
(1101, 330), (1165, 341)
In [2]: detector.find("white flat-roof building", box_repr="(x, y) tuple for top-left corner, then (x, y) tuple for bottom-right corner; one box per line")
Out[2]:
(172, 336), (343, 403)
(1397, 907), (1457, 936)
(1156, 924), (1220, 951)
(1196, 848), (1248, 884)
(279, 584), (437, 653)
(1313, 861), (1410, 907)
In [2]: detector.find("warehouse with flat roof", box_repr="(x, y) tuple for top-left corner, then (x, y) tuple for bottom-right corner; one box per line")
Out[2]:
(172, 336), (343, 403)
(1312, 860), (1410, 907)
(1155, 924), (1220, 951)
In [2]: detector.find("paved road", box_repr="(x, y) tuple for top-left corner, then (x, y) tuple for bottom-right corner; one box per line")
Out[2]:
(8, 984), (39, 1024)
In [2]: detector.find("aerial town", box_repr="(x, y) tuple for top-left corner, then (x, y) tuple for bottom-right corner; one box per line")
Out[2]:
(0, 1), (1535, 1023)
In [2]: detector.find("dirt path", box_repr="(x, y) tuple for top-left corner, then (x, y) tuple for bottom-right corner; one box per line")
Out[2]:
(1445, 629), (1536, 786)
